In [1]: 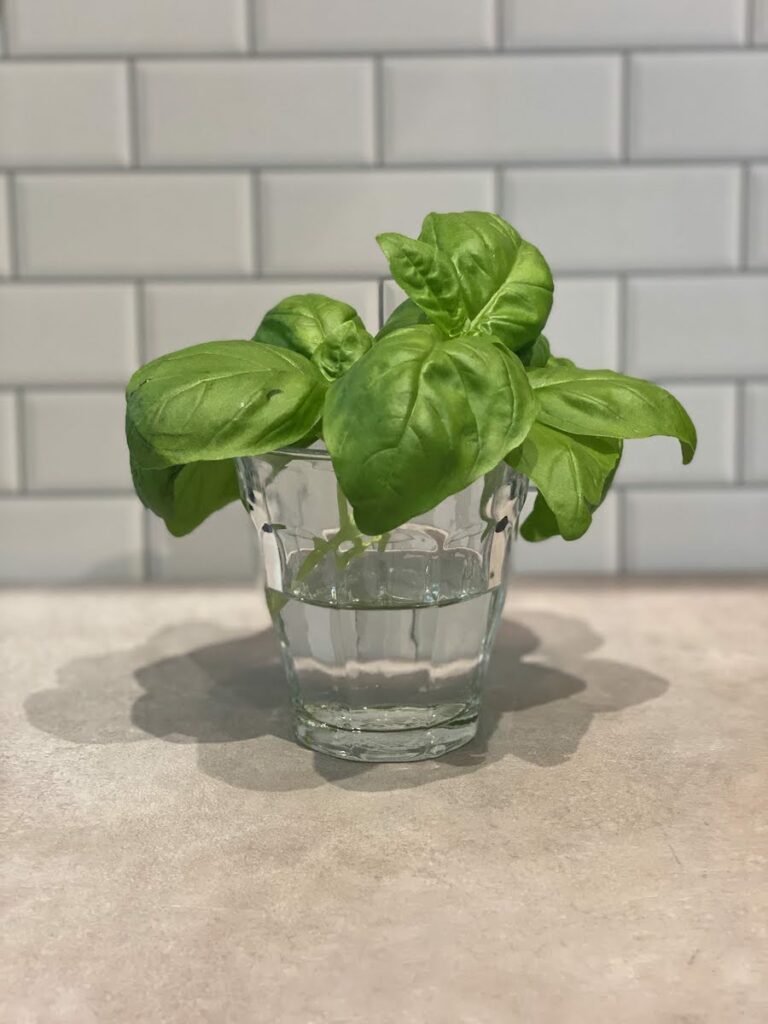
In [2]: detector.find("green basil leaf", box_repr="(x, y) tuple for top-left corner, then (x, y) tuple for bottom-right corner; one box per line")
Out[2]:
(507, 421), (622, 541)
(417, 211), (554, 351)
(518, 492), (559, 542)
(376, 297), (429, 340)
(517, 334), (550, 369)
(528, 365), (697, 463)
(126, 340), (326, 468)
(252, 293), (369, 360)
(324, 324), (536, 535)
(130, 456), (240, 537)
(312, 319), (373, 381)
(376, 232), (469, 336)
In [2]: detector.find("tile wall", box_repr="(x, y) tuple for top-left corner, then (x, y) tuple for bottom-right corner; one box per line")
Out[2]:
(0, 0), (766, 580)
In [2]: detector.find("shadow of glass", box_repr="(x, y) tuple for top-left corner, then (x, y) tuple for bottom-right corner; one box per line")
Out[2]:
(24, 610), (668, 793)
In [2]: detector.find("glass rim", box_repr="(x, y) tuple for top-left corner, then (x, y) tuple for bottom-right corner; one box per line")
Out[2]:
(240, 443), (332, 462)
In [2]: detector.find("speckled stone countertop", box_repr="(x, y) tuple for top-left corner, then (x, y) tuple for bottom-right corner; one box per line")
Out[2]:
(2, 582), (767, 1023)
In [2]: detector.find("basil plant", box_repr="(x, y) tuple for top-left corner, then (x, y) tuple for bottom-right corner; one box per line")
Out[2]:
(126, 212), (696, 542)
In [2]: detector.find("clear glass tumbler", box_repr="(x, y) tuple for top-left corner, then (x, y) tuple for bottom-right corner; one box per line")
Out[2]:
(237, 447), (527, 762)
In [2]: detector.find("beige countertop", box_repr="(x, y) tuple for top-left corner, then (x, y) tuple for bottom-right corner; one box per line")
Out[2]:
(2, 582), (767, 1023)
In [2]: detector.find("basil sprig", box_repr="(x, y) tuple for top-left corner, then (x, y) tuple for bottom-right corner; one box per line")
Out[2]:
(125, 211), (697, 541)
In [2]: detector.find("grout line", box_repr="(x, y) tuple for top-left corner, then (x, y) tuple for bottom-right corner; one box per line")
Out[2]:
(619, 51), (631, 161)
(493, 166), (504, 215)
(377, 279), (386, 331)
(746, 0), (756, 44)
(616, 273), (628, 374)
(126, 60), (141, 167)
(243, 0), (257, 53)
(3, 267), (768, 286)
(251, 171), (262, 273)
(13, 388), (27, 493)
(734, 381), (747, 483)
(4, 157), (763, 173)
(5, 173), (21, 277)
(1, 45), (767, 61)
(615, 487), (627, 575)
(739, 162), (751, 268)
(372, 56), (385, 165)
(494, 0), (506, 50)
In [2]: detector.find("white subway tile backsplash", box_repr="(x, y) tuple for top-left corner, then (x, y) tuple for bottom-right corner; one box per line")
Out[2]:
(618, 383), (737, 485)
(503, 167), (740, 272)
(144, 280), (380, 358)
(384, 56), (620, 163)
(0, 393), (20, 491)
(0, 63), (129, 167)
(744, 384), (768, 483)
(261, 171), (494, 275)
(748, 166), (768, 267)
(16, 174), (254, 276)
(0, 285), (137, 384)
(0, 497), (143, 583)
(4, 0), (248, 55)
(625, 489), (768, 573)
(513, 493), (619, 575)
(544, 278), (619, 370)
(24, 390), (131, 491)
(631, 53), (768, 160)
(139, 59), (374, 166)
(504, 0), (746, 48)
(256, 0), (496, 52)
(148, 501), (258, 582)
(626, 276), (768, 377)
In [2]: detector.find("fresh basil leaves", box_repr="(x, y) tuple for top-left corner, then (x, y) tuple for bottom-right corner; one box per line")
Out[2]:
(125, 210), (697, 543)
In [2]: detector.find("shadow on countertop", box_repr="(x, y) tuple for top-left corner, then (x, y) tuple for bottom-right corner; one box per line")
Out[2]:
(25, 611), (668, 793)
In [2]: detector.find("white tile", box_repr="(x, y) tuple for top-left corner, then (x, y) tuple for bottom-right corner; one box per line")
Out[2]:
(0, 63), (129, 167)
(631, 53), (768, 160)
(624, 489), (768, 573)
(0, 284), (138, 384)
(749, 166), (768, 268)
(0, 177), (10, 276)
(545, 278), (619, 370)
(139, 59), (374, 166)
(618, 383), (736, 485)
(144, 280), (380, 358)
(256, 0), (495, 52)
(261, 171), (494, 275)
(148, 500), (259, 582)
(384, 56), (620, 163)
(0, 497), (143, 583)
(24, 390), (131, 491)
(626, 275), (768, 377)
(503, 167), (740, 272)
(744, 383), (768, 483)
(16, 174), (253, 277)
(0, 392), (19, 491)
(504, 0), (746, 47)
(4, 0), (248, 54)
(512, 493), (619, 575)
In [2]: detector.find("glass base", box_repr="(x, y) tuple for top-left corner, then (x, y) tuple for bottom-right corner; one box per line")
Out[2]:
(295, 704), (479, 762)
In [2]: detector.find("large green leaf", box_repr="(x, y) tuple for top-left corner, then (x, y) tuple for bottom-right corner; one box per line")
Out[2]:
(507, 421), (622, 541)
(376, 297), (429, 340)
(324, 324), (536, 535)
(130, 455), (240, 537)
(529, 365), (697, 463)
(416, 211), (554, 350)
(126, 340), (326, 468)
(252, 293), (369, 360)
(377, 233), (468, 336)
